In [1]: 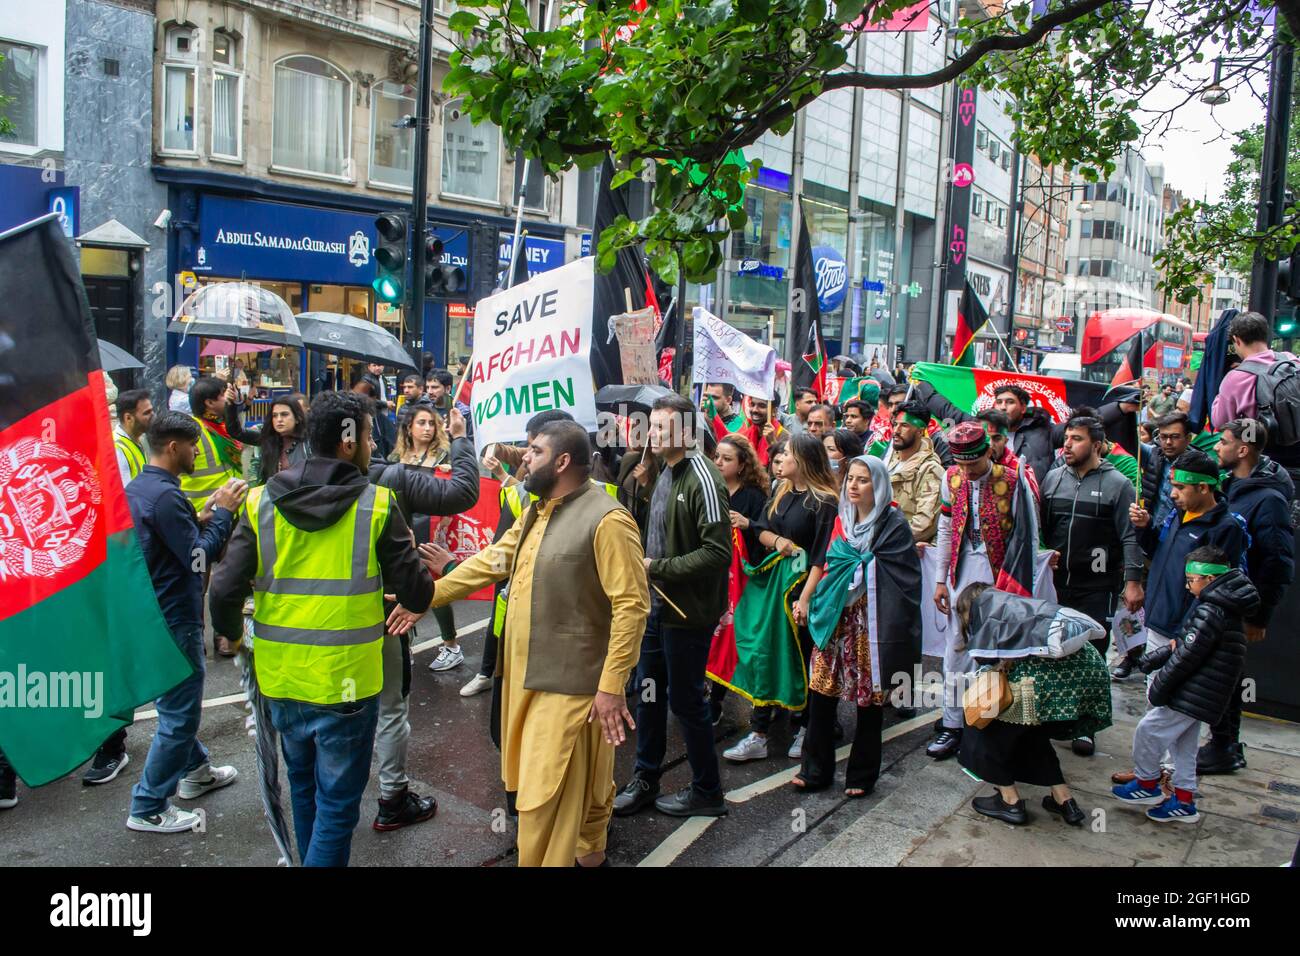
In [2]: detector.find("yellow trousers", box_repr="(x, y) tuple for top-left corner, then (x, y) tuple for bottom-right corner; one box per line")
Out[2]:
(516, 718), (615, 867)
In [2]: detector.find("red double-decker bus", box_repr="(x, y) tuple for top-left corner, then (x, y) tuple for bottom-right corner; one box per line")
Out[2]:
(1078, 308), (1193, 385)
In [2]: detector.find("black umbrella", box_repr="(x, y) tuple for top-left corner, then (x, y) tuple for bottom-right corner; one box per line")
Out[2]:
(594, 382), (673, 413)
(167, 282), (302, 348)
(294, 312), (416, 370)
(98, 339), (143, 372)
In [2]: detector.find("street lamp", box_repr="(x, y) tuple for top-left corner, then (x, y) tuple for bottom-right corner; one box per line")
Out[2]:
(1201, 54), (1266, 106)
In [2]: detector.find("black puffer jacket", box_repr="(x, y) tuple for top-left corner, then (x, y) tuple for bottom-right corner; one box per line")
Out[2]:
(1139, 444), (1173, 509)
(1140, 570), (1257, 723)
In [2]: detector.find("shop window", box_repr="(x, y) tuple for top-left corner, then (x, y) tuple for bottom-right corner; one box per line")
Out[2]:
(371, 80), (415, 188)
(0, 40), (38, 147)
(211, 31), (241, 160)
(971, 193), (984, 218)
(441, 99), (500, 202)
(273, 55), (351, 177)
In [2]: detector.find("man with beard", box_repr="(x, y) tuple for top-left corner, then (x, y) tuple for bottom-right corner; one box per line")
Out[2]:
(885, 401), (945, 545)
(806, 403), (836, 440)
(1039, 413), (1145, 755)
(417, 420), (650, 866)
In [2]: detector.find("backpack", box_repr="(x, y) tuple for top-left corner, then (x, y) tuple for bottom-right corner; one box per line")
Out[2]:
(1239, 357), (1300, 447)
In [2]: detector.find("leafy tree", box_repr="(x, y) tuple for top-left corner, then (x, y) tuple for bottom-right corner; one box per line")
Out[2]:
(1157, 95), (1300, 303)
(442, 1), (1284, 284)
(0, 52), (15, 140)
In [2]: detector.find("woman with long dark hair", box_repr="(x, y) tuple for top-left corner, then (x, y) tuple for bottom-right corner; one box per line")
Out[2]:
(823, 428), (866, 484)
(223, 390), (307, 485)
(707, 433), (772, 725)
(724, 433), (839, 763)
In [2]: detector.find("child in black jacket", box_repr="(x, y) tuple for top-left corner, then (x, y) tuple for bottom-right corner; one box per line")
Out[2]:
(1111, 546), (1257, 824)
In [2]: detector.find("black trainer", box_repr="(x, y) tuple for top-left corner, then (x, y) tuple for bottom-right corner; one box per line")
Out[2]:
(654, 785), (728, 818)
(612, 772), (659, 817)
(1071, 736), (1096, 757)
(1041, 795), (1086, 826)
(0, 767), (16, 810)
(82, 749), (130, 786)
(1197, 740), (1246, 775)
(972, 792), (1028, 825)
(1110, 655), (1138, 682)
(373, 788), (437, 831)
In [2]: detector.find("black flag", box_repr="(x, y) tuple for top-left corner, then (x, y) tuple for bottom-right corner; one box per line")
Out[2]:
(789, 204), (826, 400)
(591, 156), (657, 388)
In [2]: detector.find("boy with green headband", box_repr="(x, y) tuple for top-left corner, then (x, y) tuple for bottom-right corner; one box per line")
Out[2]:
(1113, 545), (1257, 823)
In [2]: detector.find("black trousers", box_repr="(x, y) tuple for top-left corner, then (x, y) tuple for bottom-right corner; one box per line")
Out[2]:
(800, 692), (883, 791)
(751, 624), (815, 733)
(959, 720), (1067, 788)
(1055, 584), (1117, 659)
(1210, 678), (1246, 747)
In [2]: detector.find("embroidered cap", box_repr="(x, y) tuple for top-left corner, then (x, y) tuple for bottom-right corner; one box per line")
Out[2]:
(948, 421), (990, 461)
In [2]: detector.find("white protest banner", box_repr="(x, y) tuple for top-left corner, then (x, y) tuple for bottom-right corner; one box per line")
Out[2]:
(468, 257), (598, 455)
(691, 307), (776, 398)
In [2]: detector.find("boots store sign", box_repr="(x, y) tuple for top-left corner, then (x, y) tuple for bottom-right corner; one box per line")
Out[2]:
(193, 196), (377, 286)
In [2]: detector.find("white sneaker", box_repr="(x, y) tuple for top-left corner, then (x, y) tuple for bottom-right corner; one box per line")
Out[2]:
(176, 763), (238, 799)
(788, 727), (806, 760)
(460, 673), (493, 697)
(723, 732), (769, 763)
(429, 644), (465, 672)
(126, 804), (203, 833)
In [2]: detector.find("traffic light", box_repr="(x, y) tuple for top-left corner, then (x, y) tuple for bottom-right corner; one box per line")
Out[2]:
(470, 221), (502, 303)
(1281, 246), (1300, 302)
(1277, 308), (1297, 336)
(373, 212), (408, 304)
(424, 232), (466, 298)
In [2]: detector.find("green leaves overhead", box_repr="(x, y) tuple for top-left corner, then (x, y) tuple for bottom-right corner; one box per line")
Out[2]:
(440, 0), (1281, 284)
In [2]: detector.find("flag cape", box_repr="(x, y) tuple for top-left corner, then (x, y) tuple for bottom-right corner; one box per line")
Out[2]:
(719, 550), (808, 709)
(993, 470), (1039, 598)
(706, 528), (749, 686)
(952, 281), (989, 367)
(0, 217), (193, 786)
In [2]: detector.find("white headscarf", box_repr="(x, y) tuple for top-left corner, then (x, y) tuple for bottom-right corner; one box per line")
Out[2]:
(837, 454), (892, 555)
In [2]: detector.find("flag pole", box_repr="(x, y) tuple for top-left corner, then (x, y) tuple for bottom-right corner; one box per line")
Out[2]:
(984, 317), (1018, 370)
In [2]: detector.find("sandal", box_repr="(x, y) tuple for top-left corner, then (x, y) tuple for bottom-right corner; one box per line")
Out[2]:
(790, 774), (830, 793)
(214, 636), (238, 658)
(844, 787), (873, 799)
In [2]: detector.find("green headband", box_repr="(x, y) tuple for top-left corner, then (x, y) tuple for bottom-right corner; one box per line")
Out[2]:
(897, 412), (928, 430)
(1171, 468), (1220, 488)
(985, 424), (1009, 438)
(1185, 561), (1230, 576)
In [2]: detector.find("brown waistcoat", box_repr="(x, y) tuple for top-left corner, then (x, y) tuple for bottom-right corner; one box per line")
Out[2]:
(501, 482), (624, 696)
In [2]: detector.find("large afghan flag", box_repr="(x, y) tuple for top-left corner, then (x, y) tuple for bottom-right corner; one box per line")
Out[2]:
(0, 217), (193, 786)
(952, 281), (989, 367)
(909, 361), (1139, 466)
(719, 551), (808, 710)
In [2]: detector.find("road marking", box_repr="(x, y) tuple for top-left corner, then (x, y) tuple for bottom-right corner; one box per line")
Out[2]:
(135, 617), (491, 720)
(636, 711), (936, 867)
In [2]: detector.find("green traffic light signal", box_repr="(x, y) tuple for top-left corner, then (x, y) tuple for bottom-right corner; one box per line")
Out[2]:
(373, 274), (402, 304)
(1279, 316), (1297, 335)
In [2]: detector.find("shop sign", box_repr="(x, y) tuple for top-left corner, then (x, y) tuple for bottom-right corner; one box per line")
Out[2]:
(737, 258), (785, 281)
(196, 195), (378, 285)
(497, 234), (566, 281)
(811, 245), (848, 312)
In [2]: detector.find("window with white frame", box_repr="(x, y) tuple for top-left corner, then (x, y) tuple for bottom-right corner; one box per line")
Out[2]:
(211, 30), (242, 160)
(441, 99), (499, 201)
(162, 27), (197, 153)
(273, 55), (351, 177)
(370, 81), (415, 187)
(0, 40), (38, 147)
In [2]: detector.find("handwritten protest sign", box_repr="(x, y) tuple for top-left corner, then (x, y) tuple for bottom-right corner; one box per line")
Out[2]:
(608, 306), (659, 385)
(468, 257), (598, 455)
(691, 307), (776, 399)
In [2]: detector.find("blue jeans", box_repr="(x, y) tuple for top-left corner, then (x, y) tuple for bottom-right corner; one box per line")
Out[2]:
(633, 613), (722, 796)
(130, 625), (208, 817)
(268, 695), (379, 867)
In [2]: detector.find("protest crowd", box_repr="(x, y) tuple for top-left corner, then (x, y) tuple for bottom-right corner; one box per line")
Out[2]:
(2, 226), (1297, 869)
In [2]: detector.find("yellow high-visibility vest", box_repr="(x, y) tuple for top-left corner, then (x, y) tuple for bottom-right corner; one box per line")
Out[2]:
(246, 482), (392, 705)
(180, 416), (236, 513)
(114, 431), (146, 481)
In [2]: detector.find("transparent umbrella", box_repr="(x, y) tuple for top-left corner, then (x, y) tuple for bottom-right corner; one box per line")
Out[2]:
(167, 282), (302, 348)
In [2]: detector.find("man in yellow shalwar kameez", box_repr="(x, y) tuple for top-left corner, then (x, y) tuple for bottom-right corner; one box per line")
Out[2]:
(413, 420), (649, 866)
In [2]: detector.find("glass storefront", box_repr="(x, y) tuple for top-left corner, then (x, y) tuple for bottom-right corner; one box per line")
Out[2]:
(727, 184), (793, 351)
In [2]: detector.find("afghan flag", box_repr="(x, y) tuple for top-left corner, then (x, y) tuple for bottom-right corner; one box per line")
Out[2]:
(952, 281), (989, 367)
(1110, 331), (1146, 387)
(721, 550), (809, 709)
(909, 361), (1137, 455)
(993, 469), (1039, 598)
(0, 216), (193, 786)
(200, 416), (243, 476)
(789, 205), (827, 403)
(706, 528), (749, 689)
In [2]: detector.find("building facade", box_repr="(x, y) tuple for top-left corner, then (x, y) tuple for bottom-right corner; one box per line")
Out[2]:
(1063, 147), (1167, 326)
